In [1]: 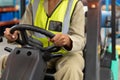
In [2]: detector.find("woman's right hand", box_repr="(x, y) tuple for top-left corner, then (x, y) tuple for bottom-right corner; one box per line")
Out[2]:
(4, 28), (19, 42)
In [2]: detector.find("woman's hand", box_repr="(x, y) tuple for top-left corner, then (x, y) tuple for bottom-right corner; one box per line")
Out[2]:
(4, 28), (19, 42)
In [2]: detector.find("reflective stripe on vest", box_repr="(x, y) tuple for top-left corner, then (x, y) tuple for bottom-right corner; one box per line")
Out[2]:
(62, 0), (74, 34)
(31, 0), (78, 54)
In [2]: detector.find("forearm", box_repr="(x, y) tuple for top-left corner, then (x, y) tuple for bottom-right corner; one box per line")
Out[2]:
(68, 1), (86, 52)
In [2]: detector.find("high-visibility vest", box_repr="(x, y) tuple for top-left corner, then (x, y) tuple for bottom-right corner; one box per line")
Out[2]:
(31, 0), (78, 54)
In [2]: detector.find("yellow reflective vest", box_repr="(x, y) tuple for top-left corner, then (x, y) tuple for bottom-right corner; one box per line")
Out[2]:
(31, 0), (78, 54)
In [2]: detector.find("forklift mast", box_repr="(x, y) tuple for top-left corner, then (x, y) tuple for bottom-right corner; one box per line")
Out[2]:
(84, 0), (101, 80)
(85, 0), (118, 80)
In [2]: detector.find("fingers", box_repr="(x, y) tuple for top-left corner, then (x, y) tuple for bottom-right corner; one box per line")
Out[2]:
(50, 33), (71, 47)
(4, 28), (18, 42)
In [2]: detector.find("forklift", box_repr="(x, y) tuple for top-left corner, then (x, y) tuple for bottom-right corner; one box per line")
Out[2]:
(0, 0), (119, 80)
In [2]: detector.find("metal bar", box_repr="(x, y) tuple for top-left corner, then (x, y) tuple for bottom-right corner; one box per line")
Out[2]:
(84, 0), (101, 80)
(111, 0), (116, 60)
(20, 0), (26, 18)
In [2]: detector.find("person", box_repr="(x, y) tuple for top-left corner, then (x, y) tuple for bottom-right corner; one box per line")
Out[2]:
(1, 0), (86, 80)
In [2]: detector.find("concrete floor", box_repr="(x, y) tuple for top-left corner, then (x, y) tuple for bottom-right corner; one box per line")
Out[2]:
(0, 37), (120, 80)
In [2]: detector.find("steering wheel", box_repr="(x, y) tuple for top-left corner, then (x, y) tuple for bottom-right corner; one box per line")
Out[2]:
(10, 24), (61, 52)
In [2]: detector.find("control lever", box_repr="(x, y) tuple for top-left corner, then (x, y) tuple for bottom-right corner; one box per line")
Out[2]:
(4, 47), (12, 52)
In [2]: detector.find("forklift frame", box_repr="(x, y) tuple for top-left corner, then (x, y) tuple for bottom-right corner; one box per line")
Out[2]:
(84, 0), (118, 80)
(84, 0), (101, 80)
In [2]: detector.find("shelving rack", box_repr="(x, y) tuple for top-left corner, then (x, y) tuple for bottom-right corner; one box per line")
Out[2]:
(0, 7), (19, 26)
(0, 0), (20, 27)
(0, 0), (20, 36)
